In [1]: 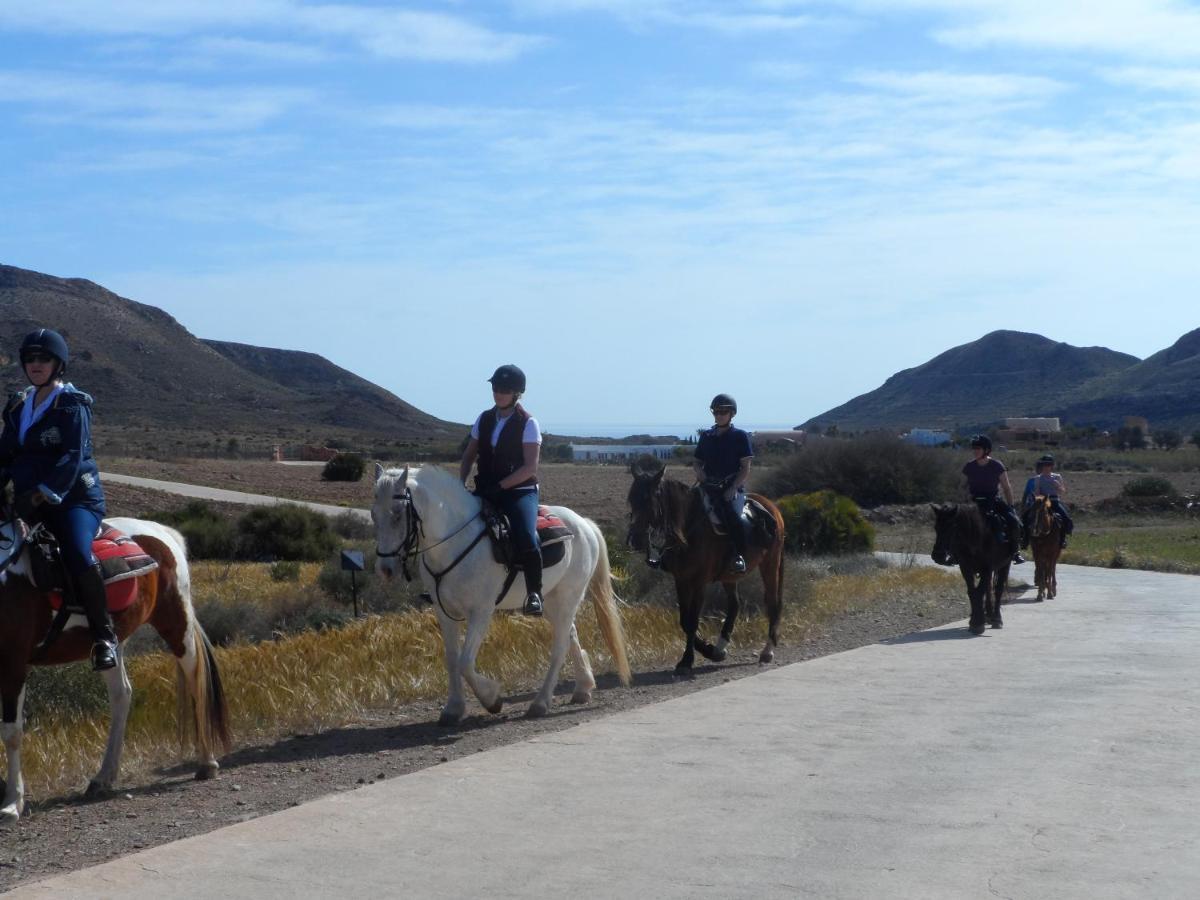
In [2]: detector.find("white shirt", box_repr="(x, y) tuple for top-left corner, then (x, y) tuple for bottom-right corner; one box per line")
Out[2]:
(471, 411), (542, 447)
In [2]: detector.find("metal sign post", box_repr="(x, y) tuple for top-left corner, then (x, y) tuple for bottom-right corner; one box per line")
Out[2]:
(340, 550), (366, 617)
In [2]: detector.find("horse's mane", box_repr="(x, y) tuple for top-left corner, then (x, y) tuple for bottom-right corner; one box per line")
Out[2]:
(658, 478), (693, 548)
(408, 464), (463, 495)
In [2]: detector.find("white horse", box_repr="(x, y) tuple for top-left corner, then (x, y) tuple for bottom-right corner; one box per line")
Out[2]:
(372, 464), (632, 723)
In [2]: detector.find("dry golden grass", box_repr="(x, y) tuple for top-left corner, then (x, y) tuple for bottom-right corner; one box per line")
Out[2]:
(15, 564), (958, 800)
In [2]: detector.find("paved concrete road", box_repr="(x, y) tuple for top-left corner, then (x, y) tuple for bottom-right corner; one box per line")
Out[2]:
(101, 472), (371, 521)
(11, 563), (1199, 899)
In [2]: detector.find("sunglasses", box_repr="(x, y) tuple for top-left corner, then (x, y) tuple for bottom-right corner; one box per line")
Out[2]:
(23, 353), (55, 364)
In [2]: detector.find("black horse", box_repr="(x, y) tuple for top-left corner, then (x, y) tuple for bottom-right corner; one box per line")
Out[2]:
(931, 503), (1011, 635)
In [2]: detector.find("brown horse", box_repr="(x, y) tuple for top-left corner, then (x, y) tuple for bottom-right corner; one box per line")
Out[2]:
(627, 457), (786, 677)
(1029, 495), (1061, 601)
(0, 515), (230, 824)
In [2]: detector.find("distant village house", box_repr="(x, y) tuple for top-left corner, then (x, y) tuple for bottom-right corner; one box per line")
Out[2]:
(568, 444), (682, 462)
(994, 417), (1062, 448)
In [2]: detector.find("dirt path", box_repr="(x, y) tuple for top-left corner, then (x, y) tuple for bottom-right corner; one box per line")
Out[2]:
(1, 581), (971, 891)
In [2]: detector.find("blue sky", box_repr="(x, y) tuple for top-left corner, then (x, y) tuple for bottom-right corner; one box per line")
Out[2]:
(3, 1), (1200, 432)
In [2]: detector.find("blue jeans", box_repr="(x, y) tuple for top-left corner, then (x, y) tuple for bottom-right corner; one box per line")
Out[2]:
(42, 505), (102, 575)
(497, 487), (541, 593)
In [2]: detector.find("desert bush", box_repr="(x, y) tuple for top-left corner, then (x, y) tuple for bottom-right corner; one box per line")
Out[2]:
(23, 662), (109, 725)
(332, 509), (374, 540)
(141, 499), (237, 559)
(269, 560), (302, 582)
(757, 433), (957, 507)
(777, 490), (875, 556)
(322, 452), (365, 482)
(1121, 476), (1178, 498)
(237, 504), (338, 561)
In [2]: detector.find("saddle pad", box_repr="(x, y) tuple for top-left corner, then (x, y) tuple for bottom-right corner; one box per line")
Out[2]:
(48, 525), (159, 613)
(536, 507), (573, 548)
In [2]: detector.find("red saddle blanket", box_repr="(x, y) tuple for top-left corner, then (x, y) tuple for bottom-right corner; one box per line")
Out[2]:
(48, 525), (159, 613)
(536, 507), (571, 546)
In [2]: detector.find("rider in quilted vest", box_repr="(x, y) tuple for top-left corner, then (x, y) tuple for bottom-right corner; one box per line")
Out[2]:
(694, 394), (753, 574)
(0, 329), (118, 669)
(459, 365), (545, 616)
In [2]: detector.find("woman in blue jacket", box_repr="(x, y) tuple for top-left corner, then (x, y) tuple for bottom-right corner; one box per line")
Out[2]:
(0, 329), (117, 670)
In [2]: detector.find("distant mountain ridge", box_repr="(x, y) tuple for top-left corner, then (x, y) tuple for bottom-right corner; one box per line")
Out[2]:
(804, 328), (1200, 433)
(0, 264), (463, 449)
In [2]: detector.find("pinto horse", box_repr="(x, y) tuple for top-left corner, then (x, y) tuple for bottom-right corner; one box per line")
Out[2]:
(931, 503), (1012, 634)
(0, 515), (230, 824)
(1029, 495), (1061, 601)
(372, 465), (631, 724)
(626, 458), (786, 677)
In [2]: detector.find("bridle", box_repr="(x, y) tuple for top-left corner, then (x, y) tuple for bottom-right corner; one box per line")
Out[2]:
(629, 477), (678, 566)
(374, 488), (421, 582)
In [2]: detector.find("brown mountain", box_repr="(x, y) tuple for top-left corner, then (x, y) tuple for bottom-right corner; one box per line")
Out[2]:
(803, 330), (1141, 432)
(0, 264), (463, 453)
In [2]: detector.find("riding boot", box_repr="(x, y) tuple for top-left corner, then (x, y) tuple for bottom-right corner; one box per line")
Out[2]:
(75, 563), (118, 670)
(521, 550), (544, 617)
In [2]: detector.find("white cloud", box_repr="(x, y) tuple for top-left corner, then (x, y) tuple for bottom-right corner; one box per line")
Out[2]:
(1102, 65), (1200, 93)
(0, 1), (543, 64)
(0, 70), (311, 132)
(848, 69), (1068, 102)
(188, 36), (335, 65)
(512, 0), (814, 33)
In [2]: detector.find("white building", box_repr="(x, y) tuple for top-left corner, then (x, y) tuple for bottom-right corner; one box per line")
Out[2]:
(568, 444), (682, 462)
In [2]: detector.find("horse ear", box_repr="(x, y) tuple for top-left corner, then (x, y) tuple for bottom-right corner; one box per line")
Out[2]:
(374, 462), (386, 482)
(653, 469), (665, 484)
(399, 465), (409, 485)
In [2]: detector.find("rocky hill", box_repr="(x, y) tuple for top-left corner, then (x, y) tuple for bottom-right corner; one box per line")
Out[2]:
(0, 264), (463, 453)
(803, 331), (1140, 432)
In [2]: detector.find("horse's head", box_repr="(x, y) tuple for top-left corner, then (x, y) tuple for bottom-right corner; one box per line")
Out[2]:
(1031, 494), (1054, 537)
(930, 503), (959, 566)
(372, 463), (413, 580)
(626, 455), (666, 553)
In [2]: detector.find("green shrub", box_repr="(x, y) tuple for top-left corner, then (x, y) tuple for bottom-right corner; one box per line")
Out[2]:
(322, 452), (366, 482)
(141, 500), (237, 559)
(331, 509), (374, 541)
(777, 490), (875, 556)
(269, 560), (302, 582)
(1121, 476), (1177, 498)
(24, 662), (109, 725)
(757, 433), (957, 507)
(237, 504), (338, 561)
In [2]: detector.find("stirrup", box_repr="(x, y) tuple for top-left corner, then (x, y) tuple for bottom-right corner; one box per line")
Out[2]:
(523, 592), (544, 617)
(1012, 553), (1026, 565)
(731, 555), (747, 574)
(91, 640), (118, 671)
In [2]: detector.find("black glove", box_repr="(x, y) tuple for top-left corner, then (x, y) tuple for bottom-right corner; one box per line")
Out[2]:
(14, 490), (43, 523)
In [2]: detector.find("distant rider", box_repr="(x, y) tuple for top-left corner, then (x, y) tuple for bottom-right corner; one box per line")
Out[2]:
(1021, 454), (1074, 549)
(694, 394), (753, 574)
(0, 329), (119, 669)
(459, 364), (544, 616)
(961, 434), (1025, 565)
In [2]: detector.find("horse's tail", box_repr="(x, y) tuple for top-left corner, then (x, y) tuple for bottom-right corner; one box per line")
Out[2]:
(585, 522), (633, 687)
(132, 522), (232, 763)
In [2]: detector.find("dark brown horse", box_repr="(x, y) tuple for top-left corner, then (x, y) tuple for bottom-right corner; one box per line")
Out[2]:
(627, 458), (786, 677)
(931, 503), (1011, 634)
(1029, 495), (1061, 601)
(0, 516), (230, 823)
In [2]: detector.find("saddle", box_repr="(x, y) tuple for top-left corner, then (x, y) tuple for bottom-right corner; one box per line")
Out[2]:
(698, 489), (778, 547)
(29, 523), (158, 613)
(481, 504), (574, 570)
(972, 497), (1011, 543)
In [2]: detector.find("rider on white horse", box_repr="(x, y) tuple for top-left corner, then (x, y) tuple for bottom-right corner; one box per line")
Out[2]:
(458, 364), (545, 616)
(0, 328), (118, 670)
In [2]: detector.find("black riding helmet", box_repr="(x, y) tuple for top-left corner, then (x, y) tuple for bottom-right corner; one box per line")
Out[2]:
(487, 364), (526, 393)
(969, 434), (993, 453)
(1037, 454), (1055, 468)
(710, 393), (737, 414)
(20, 328), (70, 376)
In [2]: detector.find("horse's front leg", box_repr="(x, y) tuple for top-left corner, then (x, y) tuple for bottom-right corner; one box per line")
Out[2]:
(698, 582), (738, 663)
(435, 608), (467, 727)
(0, 683), (27, 824)
(674, 580), (701, 678)
(458, 606), (503, 716)
(88, 648), (133, 797)
(989, 564), (1008, 628)
(961, 565), (985, 635)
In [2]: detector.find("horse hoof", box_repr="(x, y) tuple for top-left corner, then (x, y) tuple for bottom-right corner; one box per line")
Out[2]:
(85, 780), (112, 800)
(0, 805), (21, 825)
(758, 649), (774, 665)
(484, 698), (504, 716)
(570, 691), (592, 705)
(194, 762), (220, 781)
(989, 620), (1003, 629)
(525, 702), (548, 719)
(437, 711), (463, 727)
(968, 623), (985, 636)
